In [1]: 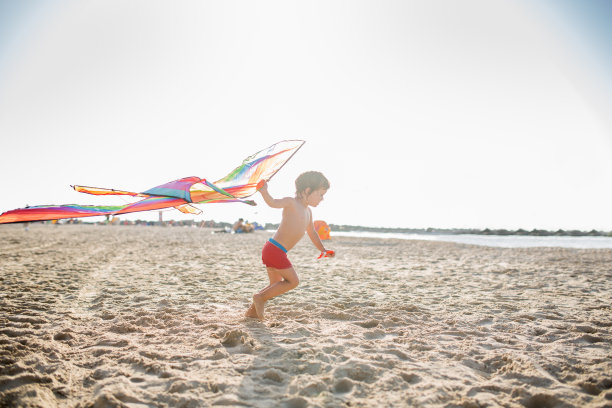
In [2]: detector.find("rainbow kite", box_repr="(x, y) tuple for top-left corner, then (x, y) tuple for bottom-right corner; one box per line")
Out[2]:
(0, 140), (305, 224)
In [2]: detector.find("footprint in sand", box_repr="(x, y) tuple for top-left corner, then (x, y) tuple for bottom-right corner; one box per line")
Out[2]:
(53, 331), (73, 341)
(298, 381), (327, 397)
(578, 377), (612, 396)
(220, 329), (256, 353)
(364, 329), (385, 339)
(263, 369), (285, 384)
(523, 393), (562, 408)
(333, 378), (354, 393)
(334, 362), (377, 384)
(355, 319), (380, 328)
(576, 334), (604, 344)
(220, 329), (250, 347)
(400, 372), (421, 384)
(282, 396), (309, 408)
(207, 349), (229, 360)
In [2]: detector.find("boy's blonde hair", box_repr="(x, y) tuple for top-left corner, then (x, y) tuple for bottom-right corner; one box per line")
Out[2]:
(295, 171), (330, 196)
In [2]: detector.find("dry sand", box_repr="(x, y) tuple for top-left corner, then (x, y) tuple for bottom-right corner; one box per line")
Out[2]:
(0, 224), (610, 408)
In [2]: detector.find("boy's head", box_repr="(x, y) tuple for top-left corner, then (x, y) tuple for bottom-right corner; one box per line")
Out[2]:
(295, 171), (329, 200)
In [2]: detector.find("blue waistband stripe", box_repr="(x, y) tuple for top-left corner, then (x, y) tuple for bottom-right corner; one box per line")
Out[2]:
(269, 238), (288, 253)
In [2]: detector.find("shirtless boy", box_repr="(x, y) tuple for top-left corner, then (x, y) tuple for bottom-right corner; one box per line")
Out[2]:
(246, 171), (334, 319)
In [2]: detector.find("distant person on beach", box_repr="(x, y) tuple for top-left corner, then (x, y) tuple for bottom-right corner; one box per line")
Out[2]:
(246, 171), (334, 320)
(233, 218), (254, 233)
(233, 218), (244, 233)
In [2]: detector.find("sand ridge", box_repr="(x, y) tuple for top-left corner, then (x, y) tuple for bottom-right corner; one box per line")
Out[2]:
(0, 224), (611, 407)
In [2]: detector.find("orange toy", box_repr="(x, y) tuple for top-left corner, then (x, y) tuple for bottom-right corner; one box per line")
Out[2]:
(313, 220), (331, 241)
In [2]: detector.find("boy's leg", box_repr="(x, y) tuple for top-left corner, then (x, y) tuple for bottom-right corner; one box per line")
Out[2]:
(259, 267), (299, 300)
(253, 267), (299, 319)
(263, 267), (284, 290)
(245, 268), (283, 318)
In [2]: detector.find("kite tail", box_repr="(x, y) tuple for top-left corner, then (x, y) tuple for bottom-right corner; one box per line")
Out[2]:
(0, 196), (189, 224)
(0, 204), (125, 224)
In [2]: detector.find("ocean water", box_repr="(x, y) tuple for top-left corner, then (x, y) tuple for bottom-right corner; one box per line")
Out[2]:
(331, 231), (612, 249)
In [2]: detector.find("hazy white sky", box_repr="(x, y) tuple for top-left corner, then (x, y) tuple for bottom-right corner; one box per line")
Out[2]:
(1, 0), (611, 230)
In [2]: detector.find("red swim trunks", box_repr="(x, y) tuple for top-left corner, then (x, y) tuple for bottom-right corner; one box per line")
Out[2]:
(262, 239), (292, 269)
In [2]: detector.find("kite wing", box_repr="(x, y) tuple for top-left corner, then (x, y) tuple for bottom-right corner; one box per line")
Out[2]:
(190, 139), (305, 203)
(0, 140), (304, 224)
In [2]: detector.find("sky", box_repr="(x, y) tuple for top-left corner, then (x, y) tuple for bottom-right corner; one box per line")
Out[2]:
(1, 0), (611, 231)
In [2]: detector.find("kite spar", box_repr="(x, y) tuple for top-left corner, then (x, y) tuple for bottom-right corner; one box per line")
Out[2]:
(0, 140), (305, 224)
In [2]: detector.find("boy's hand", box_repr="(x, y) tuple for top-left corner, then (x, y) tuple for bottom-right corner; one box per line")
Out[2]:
(256, 180), (268, 192)
(318, 249), (335, 259)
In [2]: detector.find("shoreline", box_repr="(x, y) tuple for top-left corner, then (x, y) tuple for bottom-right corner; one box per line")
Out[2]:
(6, 223), (612, 249)
(4, 219), (611, 237)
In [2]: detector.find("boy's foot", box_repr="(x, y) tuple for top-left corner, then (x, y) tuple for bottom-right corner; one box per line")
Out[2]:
(252, 294), (265, 320)
(245, 303), (259, 319)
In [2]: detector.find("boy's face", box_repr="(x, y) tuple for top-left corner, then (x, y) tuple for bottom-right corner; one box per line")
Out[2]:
(306, 188), (327, 207)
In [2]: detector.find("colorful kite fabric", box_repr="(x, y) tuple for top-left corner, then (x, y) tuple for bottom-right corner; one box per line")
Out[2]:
(0, 140), (305, 224)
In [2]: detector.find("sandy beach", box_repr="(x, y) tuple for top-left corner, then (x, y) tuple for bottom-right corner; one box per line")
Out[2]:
(0, 224), (610, 407)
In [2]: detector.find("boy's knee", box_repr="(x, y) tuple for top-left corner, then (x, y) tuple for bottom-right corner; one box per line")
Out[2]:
(290, 277), (300, 289)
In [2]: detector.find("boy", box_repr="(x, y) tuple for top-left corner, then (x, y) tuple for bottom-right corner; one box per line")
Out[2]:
(246, 171), (334, 320)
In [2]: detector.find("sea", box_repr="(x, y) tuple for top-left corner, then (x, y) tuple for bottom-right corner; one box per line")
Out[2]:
(331, 231), (612, 249)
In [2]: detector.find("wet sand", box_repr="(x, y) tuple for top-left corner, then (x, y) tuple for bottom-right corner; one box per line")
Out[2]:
(0, 224), (610, 407)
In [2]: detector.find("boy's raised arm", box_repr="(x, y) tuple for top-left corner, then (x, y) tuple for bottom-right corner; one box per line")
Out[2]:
(258, 181), (293, 209)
